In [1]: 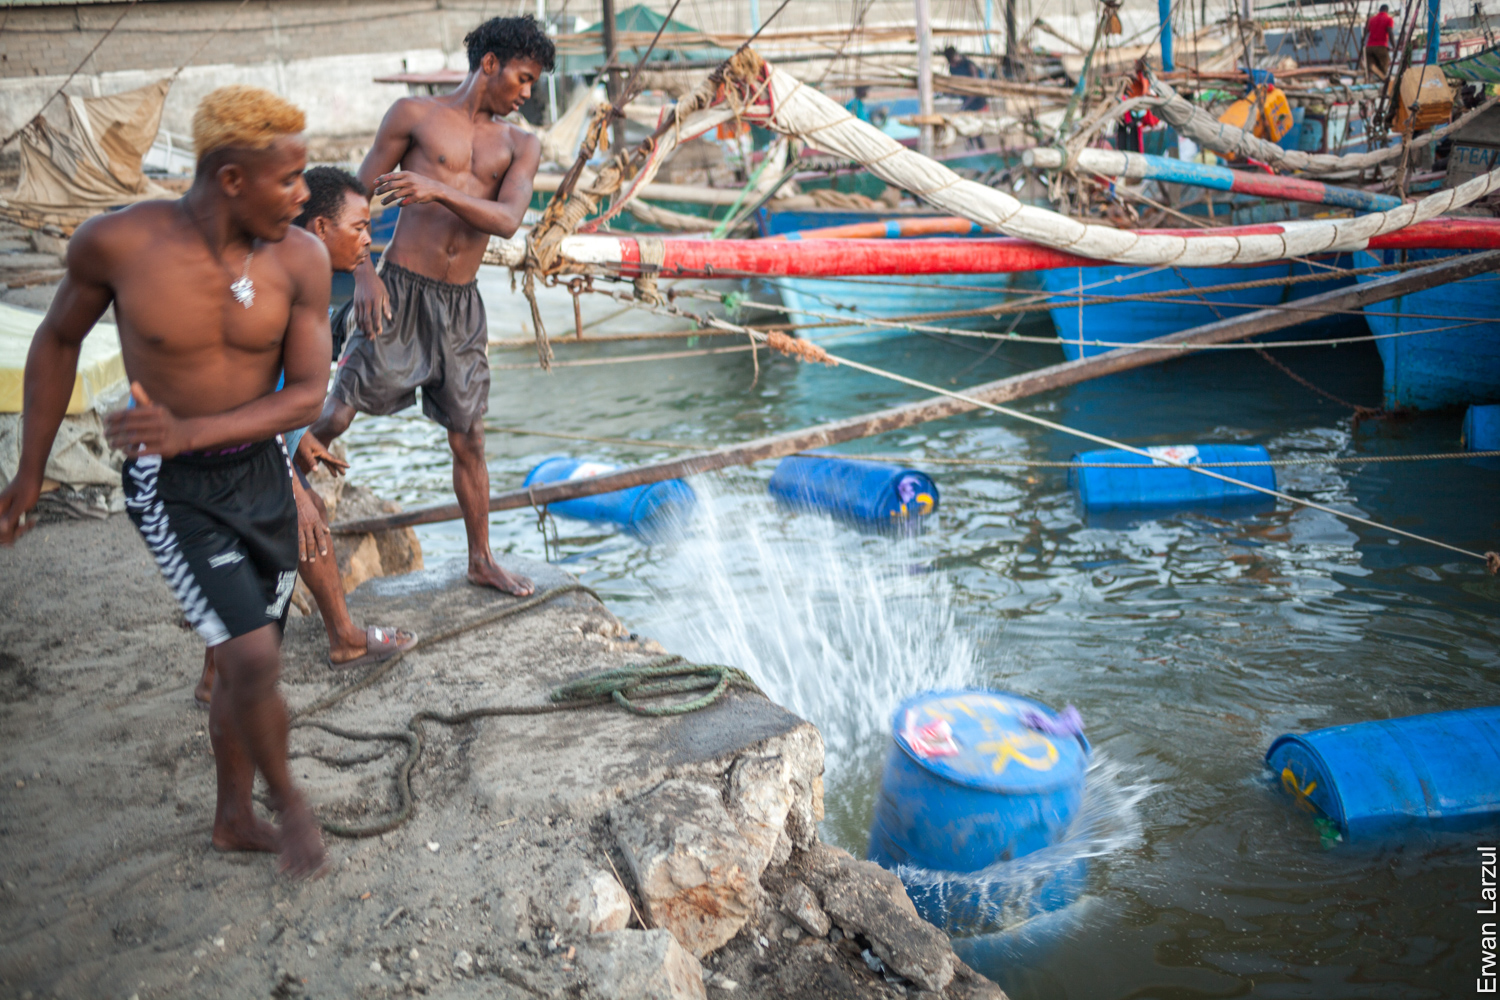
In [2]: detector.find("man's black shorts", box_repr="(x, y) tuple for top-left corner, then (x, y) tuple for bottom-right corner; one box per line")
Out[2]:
(123, 438), (298, 646)
(330, 260), (490, 433)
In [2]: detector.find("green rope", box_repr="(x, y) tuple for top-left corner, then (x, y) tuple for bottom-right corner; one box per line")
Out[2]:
(292, 597), (765, 838)
(552, 656), (763, 716)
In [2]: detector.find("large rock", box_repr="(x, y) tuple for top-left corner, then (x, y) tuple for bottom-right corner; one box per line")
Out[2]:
(575, 928), (707, 1000)
(328, 482), (423, 593)
(726, 723), (824, 867)
(554, 869), (633, 937)
(610, 780), (762, 958)
(804, 845), (956, 994)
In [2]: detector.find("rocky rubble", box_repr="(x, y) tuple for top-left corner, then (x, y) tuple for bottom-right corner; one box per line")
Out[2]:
(0, 518), (1005, 1000)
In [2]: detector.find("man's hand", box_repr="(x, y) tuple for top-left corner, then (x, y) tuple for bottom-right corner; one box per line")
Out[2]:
(105, 383), (192, 459)
(353, 265), (392, 338)
(0, 476), (42, 546)
(374, 170), (450, 208)
(291, 476), (332, 563)
(295, 433), (349, 477)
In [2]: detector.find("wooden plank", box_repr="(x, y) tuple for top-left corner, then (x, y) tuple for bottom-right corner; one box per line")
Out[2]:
(333, 250), (1500, 534)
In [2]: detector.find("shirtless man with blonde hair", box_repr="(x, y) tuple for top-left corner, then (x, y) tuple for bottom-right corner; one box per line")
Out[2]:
(0, 85), (331, 878)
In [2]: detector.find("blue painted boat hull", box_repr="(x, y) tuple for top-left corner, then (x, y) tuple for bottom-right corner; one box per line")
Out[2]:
(774, 273), (1017, 346)
(1039, 259), (1357, 360)
(1354, 248), (1500, 410)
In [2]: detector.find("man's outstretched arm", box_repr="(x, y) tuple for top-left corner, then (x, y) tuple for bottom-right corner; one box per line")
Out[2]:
(373, 131), (540, 240)
(0, 224), (114, 543)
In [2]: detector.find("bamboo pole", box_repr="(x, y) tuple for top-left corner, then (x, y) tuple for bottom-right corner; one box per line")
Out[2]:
(332, 251), (1500, 535)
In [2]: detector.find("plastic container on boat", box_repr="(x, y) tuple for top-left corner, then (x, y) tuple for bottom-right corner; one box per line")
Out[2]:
(1265, 706), (1500, 842)
(868, 690), (1090, 873)
(522, 457), (696, 536)
(1069, 444), (1275, 510)
(767, 455), (937, 526)
(1463, 405), (1500, 451)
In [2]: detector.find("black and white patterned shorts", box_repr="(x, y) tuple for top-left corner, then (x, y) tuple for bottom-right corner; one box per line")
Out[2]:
(123, 438), (298, 646)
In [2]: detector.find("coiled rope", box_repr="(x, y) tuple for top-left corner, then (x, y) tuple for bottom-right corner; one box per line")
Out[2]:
(289, 584), (762, 837)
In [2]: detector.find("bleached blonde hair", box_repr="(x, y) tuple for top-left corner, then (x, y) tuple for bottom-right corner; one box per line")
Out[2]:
(192, 85), (306, 164)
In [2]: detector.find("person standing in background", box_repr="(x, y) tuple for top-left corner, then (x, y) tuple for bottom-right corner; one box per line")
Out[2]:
(1365, 4), (1396, 78)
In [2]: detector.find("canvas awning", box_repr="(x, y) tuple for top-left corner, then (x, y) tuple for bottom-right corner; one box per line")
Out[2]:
(2, 78), (174, 231)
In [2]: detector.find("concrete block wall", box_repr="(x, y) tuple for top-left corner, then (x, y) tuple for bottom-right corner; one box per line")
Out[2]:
(1, 1), (495, 141)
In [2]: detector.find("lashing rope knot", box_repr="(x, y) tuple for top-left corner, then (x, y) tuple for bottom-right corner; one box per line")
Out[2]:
(764, 329), (837, 365)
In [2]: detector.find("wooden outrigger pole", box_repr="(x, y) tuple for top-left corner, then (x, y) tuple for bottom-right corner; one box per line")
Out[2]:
(334, 251), (1500, 535)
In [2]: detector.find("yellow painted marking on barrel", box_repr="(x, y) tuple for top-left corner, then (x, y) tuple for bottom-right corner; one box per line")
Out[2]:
(975, 732), (1060, 773)
(1281, 765), (1320, 813)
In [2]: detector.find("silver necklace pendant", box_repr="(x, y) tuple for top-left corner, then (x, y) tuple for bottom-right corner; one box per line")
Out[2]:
(230, 275), (255, 308)
(230, 249), (255, 309)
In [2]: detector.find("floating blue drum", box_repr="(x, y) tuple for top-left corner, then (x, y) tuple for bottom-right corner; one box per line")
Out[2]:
(1266, 706), (1500, 842)
(1463, 405), (1500, 451)
(868, 690), (1091, 931)
(1070, 443), (1276, 510)
(522, 456), (696, 538)
(768, 454), (937, 528)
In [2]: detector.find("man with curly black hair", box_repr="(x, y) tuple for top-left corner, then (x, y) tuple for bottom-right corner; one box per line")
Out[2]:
(310, 15), (554, 598)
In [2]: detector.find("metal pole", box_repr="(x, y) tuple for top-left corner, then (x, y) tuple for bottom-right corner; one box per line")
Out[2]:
(1426, 0), (1441, 65)
(1242, 0), (1254, 66)
(1160, 0), (1175, 70)
(916, 0), (935, 157)
(1004, 0), (1018, 78)
(600, 0), (625, 152)
(538, 0), (558, 125)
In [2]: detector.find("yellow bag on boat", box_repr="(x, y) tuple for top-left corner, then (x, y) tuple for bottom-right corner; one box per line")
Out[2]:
(1218, 86), (1295, 143)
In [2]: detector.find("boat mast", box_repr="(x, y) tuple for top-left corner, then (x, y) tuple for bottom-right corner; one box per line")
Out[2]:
(601, 0), (625, 152)
(917, 0), (935, 156)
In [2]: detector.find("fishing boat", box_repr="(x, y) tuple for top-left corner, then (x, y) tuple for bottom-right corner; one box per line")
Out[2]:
(1353, 247), (1500, 409)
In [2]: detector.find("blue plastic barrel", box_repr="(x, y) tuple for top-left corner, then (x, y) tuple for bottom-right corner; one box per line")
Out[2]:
(1463, 405), (1500, 451)
(1266, 706), (1500, 842)
(868, 690), (1091, 933)
(768, 454), (938, 527)
(1069, 444), (1275, 510)
(869, 690), (1090, 871)
(522, 457), (696, 537)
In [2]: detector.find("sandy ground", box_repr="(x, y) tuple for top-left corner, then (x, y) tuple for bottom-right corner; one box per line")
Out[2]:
(0, 514), (999, 1000)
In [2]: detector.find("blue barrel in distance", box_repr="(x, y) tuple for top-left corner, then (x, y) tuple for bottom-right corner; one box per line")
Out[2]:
(768, 454), (938, 527)
(523, 456), (696, 537)
(1266, 706), (1500, 842)
(1069, 443), (1275, 510)
(868, 690), (1091, 874)
(1464, 405), (1500, 451)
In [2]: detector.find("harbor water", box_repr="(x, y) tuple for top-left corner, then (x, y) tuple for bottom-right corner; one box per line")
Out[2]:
(340, 268), (1500, 999)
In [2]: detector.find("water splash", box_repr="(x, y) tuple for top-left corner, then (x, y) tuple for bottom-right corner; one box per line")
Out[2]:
(896, 753), (1154, 936)
(628, 482), (977, 810)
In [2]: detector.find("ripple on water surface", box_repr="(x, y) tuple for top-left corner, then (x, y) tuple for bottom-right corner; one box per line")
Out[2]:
(339, 275), (1500, 999)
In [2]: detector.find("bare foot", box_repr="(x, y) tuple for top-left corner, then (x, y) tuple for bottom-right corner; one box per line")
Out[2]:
(277, 797), (329, 880)
(468, 556), (534, 596)
(212, 813), (280, 854)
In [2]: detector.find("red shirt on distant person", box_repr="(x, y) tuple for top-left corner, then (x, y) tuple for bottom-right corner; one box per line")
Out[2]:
(1367, 8), (1394, 48)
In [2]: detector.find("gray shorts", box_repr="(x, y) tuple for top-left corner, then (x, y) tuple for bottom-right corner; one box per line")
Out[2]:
(331, 261), (489, 433)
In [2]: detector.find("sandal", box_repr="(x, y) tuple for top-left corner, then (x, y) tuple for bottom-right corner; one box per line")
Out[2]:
(328, 625), (418, 671)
